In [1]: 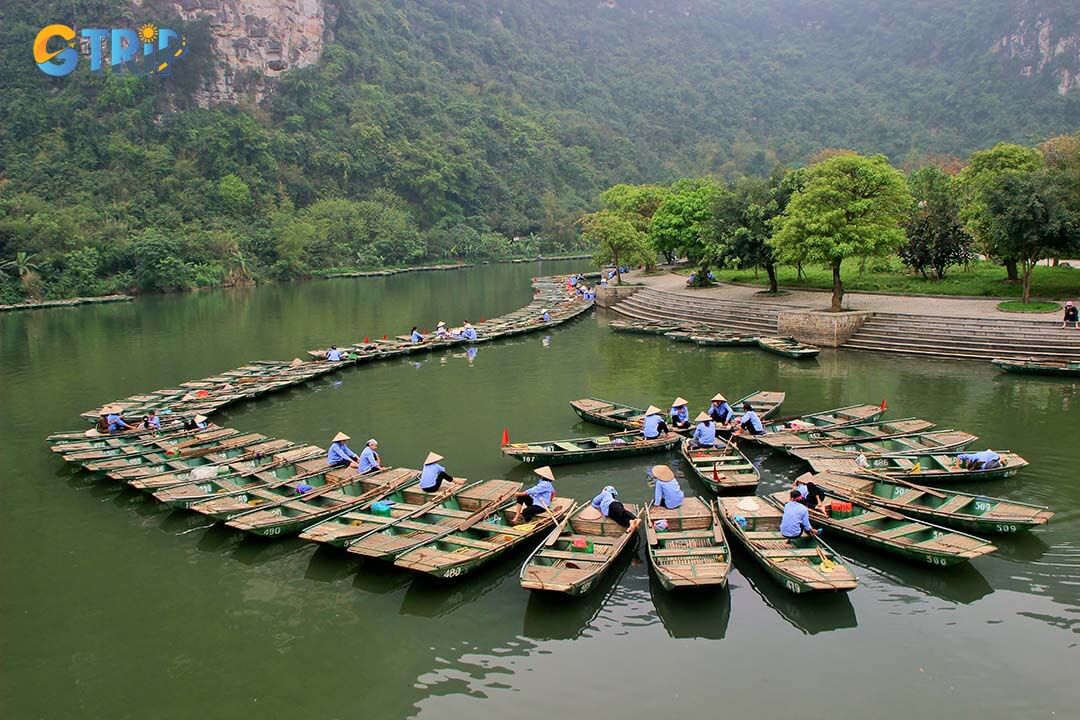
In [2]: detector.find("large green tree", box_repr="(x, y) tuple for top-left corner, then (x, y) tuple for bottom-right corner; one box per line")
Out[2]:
(771, 153), (912, 311)
(899, 167), (972, 279)
(648, 179), (722, 278)
(580, 210), (648, 284)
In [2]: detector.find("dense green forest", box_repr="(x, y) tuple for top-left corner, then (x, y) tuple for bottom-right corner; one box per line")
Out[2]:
(1, 0), (1077, 301)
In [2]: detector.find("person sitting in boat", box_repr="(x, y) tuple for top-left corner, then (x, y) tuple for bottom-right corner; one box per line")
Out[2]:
(650, 464), (684, 510)
(691, 412), (717, 448)
(512, 466), (556, 523)
(327, 432), (360, 469)
(1063, 300), (1078, 329)
(669, 397), (691, 429)
(955, 449), (1002, 471)
(141, 410), (161, 431)
(410, 326), (424, 343)
(105, 406), (131, 433)
(183, 414), (209, 431)
(419, 451), (456, 493)
(734, 402), (765, 436)
(780, 489), (822, 540)
(641, 405), (670, 439)
(94, 408), (112, 434)
(794, 479), (828, 512)
(708, 393), (734, 426)
(359, 439), (383, 474)
(326, 345), (343, 362)
(541, 309), (551, 323)
(433, 321), (448, 339)
(590, 485), (640, 534)
(461, 322), (478, 341)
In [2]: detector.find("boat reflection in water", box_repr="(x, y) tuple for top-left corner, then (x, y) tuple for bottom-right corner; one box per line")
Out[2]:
(399, 550), (523, 619)
(648, 573), (730, 640)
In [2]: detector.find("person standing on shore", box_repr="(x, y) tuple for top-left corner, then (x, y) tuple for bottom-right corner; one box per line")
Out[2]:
(1064, 301), (1078, 329)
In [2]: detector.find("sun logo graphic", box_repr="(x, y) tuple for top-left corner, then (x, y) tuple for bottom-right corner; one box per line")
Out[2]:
(34, 22), (187, 78)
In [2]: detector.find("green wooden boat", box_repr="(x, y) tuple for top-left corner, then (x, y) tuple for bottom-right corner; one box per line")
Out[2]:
(664, 330), (697, 343)
(88, 434), (286, 482)
(755, 418), (935, 451)
(690, 332), (759, 347)
(61, 427), (242, 463)
(569, 390), (785, 431)
(679, 438), (759, 493)
(753, 403), (888, 438)
(519, 502), (641, 596)
(225, 468), (418, 537)
(346, 480), (524, 561)
(128, 439), (302, 491)
(757, 336), (820, 358)
(788, 429), (978, 460)
(501, 429), (681, 465)
(805, 471), (1053, 534)
(47, 422), (196, 452)
(809, 452), (1029, 484)
(185, 459), (354, 521)
(763, 491), (996, 567)
(608, 320), (682, 335)
(717, 496), (857, 594)
(645, 497), (731, 590)
(992, 357), (1080, 377)
(395, 497), (576, 579)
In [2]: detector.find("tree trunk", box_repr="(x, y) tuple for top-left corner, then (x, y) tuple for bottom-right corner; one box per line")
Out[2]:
(612, 248), (621, 285)
(796, 262), (804, 281)
(1004, 258), (1019, 283)
(1022, 260), (1032, 304)
(831, 258), (843, 312)
(765, 263), (778, 293)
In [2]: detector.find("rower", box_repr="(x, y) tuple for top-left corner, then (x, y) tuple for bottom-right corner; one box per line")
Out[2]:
(141, 410), (161, 431)
(691, 412), (716, 448)
(359, 439), (383, 474)
(955, 449), (1001, 470)
(327, 432), (360, 469)
(794, 479), (828, 512)
(409, 327), (423, 343)
(326, 345), (343, 362)
(780, 489), (821, 539)
(461, 322), (478, 341)
(708, 393), (734, 425)
(735, 402), (765, 436)
(434, 321), (448, 339)
(95, 408), (111, 434)
(513, 466), (556, 523)
(590, 485), (640, 534)
(419, 451), (456, 492)
(641, 405), (670, 439)
(541, 308), (551, 323)
(670, 397), (691, 429)
(105, 406), (131, 433)
(650, 464), (684, 510)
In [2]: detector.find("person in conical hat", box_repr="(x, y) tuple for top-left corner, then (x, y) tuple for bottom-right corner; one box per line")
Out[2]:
(326, 345), (343, 362)
(327, 432), (360, 469)
(461, 320), (478, 341)
(669, 396), (691, 429)
(540, 308), (551, 323)
(590, 484), (640, 534)
(419, 451), (457, 493)
(708, 393), (734, 426)
(434, 321), (448, 339)
(650, 464), (684, 510)
(641, 405), (669, 440)
(691, 411), (716, 449)
(358, 438), (382, 474)
(102, 405), (132, 433)
(513, 465), (556, 524)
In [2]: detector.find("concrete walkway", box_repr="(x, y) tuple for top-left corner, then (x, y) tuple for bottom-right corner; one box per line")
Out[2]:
(632, 270), (1072, 321)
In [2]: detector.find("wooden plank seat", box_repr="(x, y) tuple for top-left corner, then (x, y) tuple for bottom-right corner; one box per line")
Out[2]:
(653, 547), (728, 557)
(876, 522), (927, 539)
(759, 549), (825, 557)
(934, 495), (974, 513)
(534, 550), (609, 562)
(434, 535), (502, 551)
(554, 442), (583, 451)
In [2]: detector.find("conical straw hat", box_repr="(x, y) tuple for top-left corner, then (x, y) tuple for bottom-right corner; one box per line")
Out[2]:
(712, 393), (726, 402)
(652, 464), (675, 482)
(194, 415), (208, 423)
(645, 405), (661, 415)
(425, 451), (444, 464)
(672, 397), (688, 407)
(534, 466), (555, 481)
(333, 432), (350, 442)
(695, 411), (711, 422)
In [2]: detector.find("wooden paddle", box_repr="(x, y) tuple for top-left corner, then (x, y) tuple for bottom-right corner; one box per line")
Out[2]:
(861, 467), (947, 499)
(543, 501), (579, 547)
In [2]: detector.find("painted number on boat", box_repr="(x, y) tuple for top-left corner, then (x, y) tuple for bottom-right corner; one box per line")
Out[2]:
(925, 555), (948, 566)
(263, 527), (281, 536)
(892, 487), (907, 499)
(974, 501), (993, 513)
(994, 524), (1018, 533)
(785, 579), (799, 593)
(443, 566), (463, 578)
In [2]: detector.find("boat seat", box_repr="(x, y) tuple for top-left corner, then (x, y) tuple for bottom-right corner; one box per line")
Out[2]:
(654, 529), (715, 540)
(708, 464), (756, 472)
(932, 455), (956, 467)
(876, 522), (926, 539)
(653, 547), (726, 557)
(841, 513), (886, 526)
(935, 495), (973, 513)
(535, 550), (608, 562)
(759, 549), (824, 557)
(891, 458), (915, 469)
(436, 535), (501, 550)
(472, 521), (526, 535)
(555, 442), (582, 451)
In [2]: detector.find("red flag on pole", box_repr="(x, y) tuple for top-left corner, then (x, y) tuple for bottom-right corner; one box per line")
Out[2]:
(712, 462), (720, 483)
(880, 399), (887, 412)
(363, 336), (370, 344)
(501, 428), (510, 446)
(383, 334), (388, 340)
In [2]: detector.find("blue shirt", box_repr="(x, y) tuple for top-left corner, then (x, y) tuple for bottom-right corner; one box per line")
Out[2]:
(327, 441), (358, 466)
(419, 462), (446, 490)
(780, 501), (813, 538)
(107, 414), (129, 432)
(327, 349), (342, 361)
(653, 478), (684, 509)
(959, 450), (999, 465)
(525, 479), (554, 509)
(410, 330), (422, 343)
(693, 421), (716, 446)
(642, 413), (664, 439)
(542, 312), (551, 322)
(671, 406), (689, 424)
(359, 446), (380, 472)
(145, 415), (161, 429)
(462, 327), (478, 340)
(591, 489), (618, 516)
(740, 410), (764, 433)
(710, 401), (733, 423)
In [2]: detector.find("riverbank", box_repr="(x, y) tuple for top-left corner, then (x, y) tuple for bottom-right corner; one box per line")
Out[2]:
(0, 294), (132, 314)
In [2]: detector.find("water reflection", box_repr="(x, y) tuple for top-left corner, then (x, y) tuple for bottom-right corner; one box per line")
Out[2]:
(400, 552), (524, 619)
(648, 574), (731, 639)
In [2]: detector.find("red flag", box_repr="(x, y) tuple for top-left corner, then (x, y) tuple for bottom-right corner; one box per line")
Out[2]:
(880, 399), (887, 412)
(712, 462), (720, 482)
(480, 316), (486, 322)
(363, 336), (369, 343)
(383, 334), (388, 340)
(501, 428), (510, 446)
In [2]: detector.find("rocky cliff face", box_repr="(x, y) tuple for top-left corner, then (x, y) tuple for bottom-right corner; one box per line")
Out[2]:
(992, 3), (1079, 95)
(164, 0), (337, 106)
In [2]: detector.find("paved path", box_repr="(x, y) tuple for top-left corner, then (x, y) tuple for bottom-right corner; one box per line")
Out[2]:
(632, 271), (1070, 321)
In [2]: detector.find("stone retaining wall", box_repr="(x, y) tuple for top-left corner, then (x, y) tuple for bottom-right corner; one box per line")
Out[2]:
(777, 310), (873, 347)
(595, 284), (641, 308)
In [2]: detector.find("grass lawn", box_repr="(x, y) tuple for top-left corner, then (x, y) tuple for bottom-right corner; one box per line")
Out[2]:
(997, 300), (1060, 313)
(691, 259), (1080, 299)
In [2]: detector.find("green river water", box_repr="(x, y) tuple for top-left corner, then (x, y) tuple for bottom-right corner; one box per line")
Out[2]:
(1, 260), (1077, 719)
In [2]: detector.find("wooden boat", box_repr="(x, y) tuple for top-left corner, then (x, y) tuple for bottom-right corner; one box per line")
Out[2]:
(60, 427), (242, 463)
(754, 418), (935, 451)
(789, 429), (978, 460)
(754, 403), (888, 437)
(608, 320), (682, 335)
(185, 459), (352, 521)
(757, 336), (820, 358)
(805, 471), (1053, 534)
(690, 332), (758, 346)
(645, 497), (730, 590)
(127, 439), (301, 490)
(225, 468), (418, 537)
(763, 491), (996, 567)
(717, 496), (857, 594)
(808, 452), (1028, 484)
(147, 446), (325, 505)
(346, 480), (523, 561)
(519, 502), (641, 596)
(664, 330), (697, 343)
(46, 421), (195, 451)
(679, 438), (759, 493)
(992, 357), (1080, 377)
(570, 390), (785, 432)
(501, 429), (681, 465)
(77, 430), (268, 474)
(395, 497), (576, 579)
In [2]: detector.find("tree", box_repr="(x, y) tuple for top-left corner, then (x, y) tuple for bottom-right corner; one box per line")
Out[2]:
(599, 184), (670, 269)
(771, 153), (912, 311)
(648, 179), (721, 276)
(1, 250), (42, 299)
(580, 210), (647, 284)
(710, 173), (793, 293)
(899, 167), (972, 279)
(982, 170), (1077, 304)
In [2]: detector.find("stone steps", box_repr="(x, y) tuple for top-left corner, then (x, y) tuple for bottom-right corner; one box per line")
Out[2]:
(853, 327), (1080, 354)
(842, 337), (1077, 361)
(611, 297), (778, 334)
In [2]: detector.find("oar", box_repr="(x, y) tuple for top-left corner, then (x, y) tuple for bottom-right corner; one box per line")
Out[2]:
(128, 441), (313, 488)
(344, 480), (484, 545)
(860, 467), (948, 499)
(543, 501), (579, 547)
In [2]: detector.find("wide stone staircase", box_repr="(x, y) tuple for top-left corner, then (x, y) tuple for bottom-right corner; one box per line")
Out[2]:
(843, 312), (1080, 362)
(608, 287), (798, 335)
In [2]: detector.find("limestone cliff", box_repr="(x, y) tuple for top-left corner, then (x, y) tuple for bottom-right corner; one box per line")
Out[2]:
(992, 2), (1079, 95)
(158, 0), (338, 106)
